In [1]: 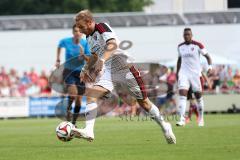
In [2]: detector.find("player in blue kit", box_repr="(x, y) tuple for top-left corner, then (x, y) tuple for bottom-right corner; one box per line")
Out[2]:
(55, 24), (91, 126)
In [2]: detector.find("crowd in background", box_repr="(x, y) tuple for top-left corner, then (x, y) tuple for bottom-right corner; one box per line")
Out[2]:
(0, 66), (51, 97)
(1, 65), (240, 97)
(148, 65), (240, 95)
(207, 65), (240, 94)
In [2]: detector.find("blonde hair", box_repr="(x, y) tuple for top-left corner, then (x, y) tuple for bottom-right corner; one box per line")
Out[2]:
(75, 9), (94, 22)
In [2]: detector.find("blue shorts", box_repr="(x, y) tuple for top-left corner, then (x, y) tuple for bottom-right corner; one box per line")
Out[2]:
(157, 96), (167, 106)
(63, 68), (85, 95)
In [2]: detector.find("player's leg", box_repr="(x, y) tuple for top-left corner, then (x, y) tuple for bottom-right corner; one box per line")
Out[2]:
(72, 95), (99, 141)
(194, 92), (204, 126)
(72, 96), (82, 126)
(130, 100), (137, 117)
(126, 66), (176, 144)
(185, 88), (193, 124)
(192, 76), (204, 126)
(189, 99), (199, 123)
(66, 85), (78, 121)
(65, 85), (76, 122)
(186, 99), (195, 124)
(84, 96), (98, 139)
(71, 73), (86, 126)
(176, 89), (188, 126)
(72, 83), (110, 141)
(176, 74), (189, 126)
(63, 68), (76, 121)
(136, 98), (176, 144)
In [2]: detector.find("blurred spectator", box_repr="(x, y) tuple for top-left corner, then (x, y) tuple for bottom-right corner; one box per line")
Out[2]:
(167, 67), (176, 86)
(220, 78), (230, 94)
(219, 65), (226, 82)
(0, 80), (10, 97)
(233, 81), (240, 93)
(10, 81), (21, 97)
(209, 68), (220, 92)
(28, 68), (38, 83)
(233, 69), (240, 84)
(38, 70), (51, 95)
(8, 68), (18, 84)
(226, 66), (233, 81)
(25, 82), (40, 96)
(0, 66), (9, 83)
(20, 71), (31, 85)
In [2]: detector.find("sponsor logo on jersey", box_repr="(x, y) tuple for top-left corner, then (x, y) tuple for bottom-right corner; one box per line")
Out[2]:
(182, 53), (194, 58)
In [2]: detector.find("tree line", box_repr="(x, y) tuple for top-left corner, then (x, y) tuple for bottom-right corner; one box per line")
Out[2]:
(0, 0), (153, 15)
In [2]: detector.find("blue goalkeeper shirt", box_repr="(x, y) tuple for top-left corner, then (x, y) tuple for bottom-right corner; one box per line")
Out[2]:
(58, 37), (91, 71)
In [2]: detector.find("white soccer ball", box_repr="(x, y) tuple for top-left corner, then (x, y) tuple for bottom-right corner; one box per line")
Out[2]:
(56, 121), (74, 142)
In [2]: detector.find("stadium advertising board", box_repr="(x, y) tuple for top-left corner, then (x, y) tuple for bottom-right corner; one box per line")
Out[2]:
(0, 97), (29, 118)
(29, 96), (62, 116)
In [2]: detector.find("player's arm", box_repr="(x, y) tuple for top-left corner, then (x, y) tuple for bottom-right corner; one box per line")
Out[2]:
(203, 53), (213, 76)
(198, 43), (213, 76)
(201, 72), (212, 89)
(55, 47), (62, 68)
(95, 23), (118, 72)
(56, 39), (65, 68)
(78, 44), (90, 62)
(102, 38), (117, 61)
(176, 47), (181, 80)
(94, 38), (117, 73)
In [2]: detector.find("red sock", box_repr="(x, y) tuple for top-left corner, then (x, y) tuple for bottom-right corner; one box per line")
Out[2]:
(188, 105), (194, 119)
(192, 105), (199, 121)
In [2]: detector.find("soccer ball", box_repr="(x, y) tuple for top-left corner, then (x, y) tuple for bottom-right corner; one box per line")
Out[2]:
(56, 121), (74, 142)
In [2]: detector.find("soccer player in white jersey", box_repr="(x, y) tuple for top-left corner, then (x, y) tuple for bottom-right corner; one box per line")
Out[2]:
(176, 28), (213, 127)
(71, 9), (176, 144)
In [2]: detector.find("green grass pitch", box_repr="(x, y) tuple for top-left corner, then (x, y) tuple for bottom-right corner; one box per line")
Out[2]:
(0, 115), (240, 160)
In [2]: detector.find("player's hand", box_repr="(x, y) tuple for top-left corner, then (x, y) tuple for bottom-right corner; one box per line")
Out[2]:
(207, 68), (213, 77)
(80, 66), (95, 83)
(207, 65), (213, 76)
(80, 71), (88, 82)
(79, 54), (90, 62)
(95, 59), (105, 73)
(55, 60), (60, 68)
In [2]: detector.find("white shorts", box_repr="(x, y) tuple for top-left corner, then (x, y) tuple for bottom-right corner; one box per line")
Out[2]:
(94, 65), (147, 100)
(178, 73), (202, 92)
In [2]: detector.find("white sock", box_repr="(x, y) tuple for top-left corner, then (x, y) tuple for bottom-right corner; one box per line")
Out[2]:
(85, 102), (97, 134)
(196, 97), (204, 120)
(178, 96), (187, 121)
(148, 103), (165, 128)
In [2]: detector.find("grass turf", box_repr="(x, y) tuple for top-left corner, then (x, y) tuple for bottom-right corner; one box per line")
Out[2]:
(0, 114), (240, 160)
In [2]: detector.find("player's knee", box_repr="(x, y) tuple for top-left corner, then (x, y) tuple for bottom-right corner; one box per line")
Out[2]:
(137, 98), (151, 110)
(179, 89), (188, 97)
(194, 92), (202, 99)
(68, 86), (78, 95)
(75, 99), (82, 106)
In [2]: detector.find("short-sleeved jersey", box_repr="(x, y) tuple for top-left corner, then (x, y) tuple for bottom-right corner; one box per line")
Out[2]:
(86, 23), (128, 69)
(58, 37), (91, 70)
(178, 40), (208, 76)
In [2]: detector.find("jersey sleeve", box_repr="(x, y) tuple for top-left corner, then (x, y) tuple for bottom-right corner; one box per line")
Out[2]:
(58, 39), (65, 48)
(96, 23), (116, 42)
(199, 47), (207, 55)
(177, 47), (181, 57)
(197, 42), (208, 55)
